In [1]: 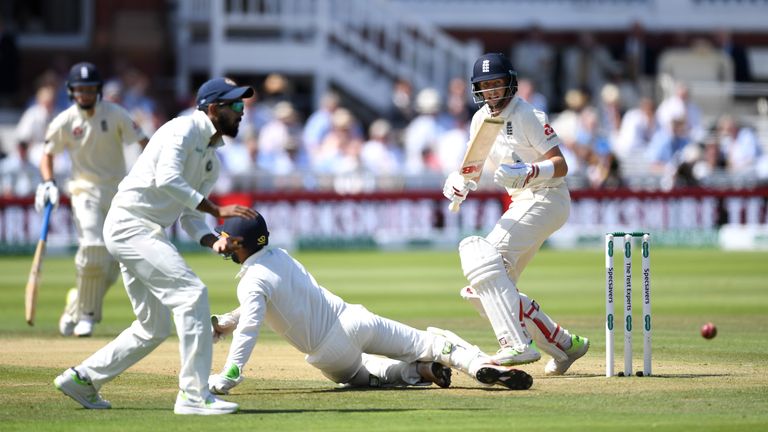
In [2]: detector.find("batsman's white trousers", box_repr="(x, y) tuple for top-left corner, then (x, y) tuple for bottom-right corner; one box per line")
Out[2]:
(78, 207), (213, 402)
(486, 184), (570, 283)
(305, 304), (433, 385)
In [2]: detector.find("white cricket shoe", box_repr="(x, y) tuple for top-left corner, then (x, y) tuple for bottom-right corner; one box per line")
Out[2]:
(491, 345), (541, 366)
(474, 364), (533, 390)
(59, 313), (76, 336)
(54, 367), (111, 409)
(174, 391), (239, 415)
(73, 317), (94, 337)
(544, 334), (590, 376)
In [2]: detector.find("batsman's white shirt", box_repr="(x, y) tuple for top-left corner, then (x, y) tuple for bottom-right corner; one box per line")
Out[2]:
(472, 96), (571, 281)
(44, 100), (146, 192)
(226, 247), (438, 384)
(44, 101), (146, 245)
(81, 110), (222, 402)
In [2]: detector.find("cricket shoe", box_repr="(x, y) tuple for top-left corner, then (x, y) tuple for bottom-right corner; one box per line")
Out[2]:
(209, 364), (244, 395)
(174, 391), (239, 415)
(474, 364), (533, 390)
(73, 317), (94, 337)
(416, 361), (452, 388)
(491, 345), (541, 366)
(59, 313), (76, 336)
(54, 367), (111, 409)
(58, 288), (79, 336)
(544, 334), (590, 376)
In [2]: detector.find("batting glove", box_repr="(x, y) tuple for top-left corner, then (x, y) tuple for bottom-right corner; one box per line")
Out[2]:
(34, 180), (59, 213)
(493, 163), (537, 189)
(442, 171), (478, 204)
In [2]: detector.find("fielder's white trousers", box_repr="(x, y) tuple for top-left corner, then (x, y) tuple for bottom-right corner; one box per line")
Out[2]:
(78, 207), (213, 402)
(305, 304), (432, 385)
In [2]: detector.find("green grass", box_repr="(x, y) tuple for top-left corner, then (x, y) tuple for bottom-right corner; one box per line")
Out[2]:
(1, 248), (767, 431)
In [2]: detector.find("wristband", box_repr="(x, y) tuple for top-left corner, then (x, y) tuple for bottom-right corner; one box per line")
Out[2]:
(534, 160), (555, 179)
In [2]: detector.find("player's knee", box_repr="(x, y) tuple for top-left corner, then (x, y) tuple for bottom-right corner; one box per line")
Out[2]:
(458, 236), (507, 286)
(76, 245), (115, 277)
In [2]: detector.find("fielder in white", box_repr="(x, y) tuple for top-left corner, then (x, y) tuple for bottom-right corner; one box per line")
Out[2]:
(443, 53), (589, 374)
(206, 215), (533, 394)
(35, 62), (149, 337)
(54, 77), (258, 415)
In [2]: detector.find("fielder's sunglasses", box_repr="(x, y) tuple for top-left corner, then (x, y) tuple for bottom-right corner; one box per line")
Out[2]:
(218, 100), (245, 113)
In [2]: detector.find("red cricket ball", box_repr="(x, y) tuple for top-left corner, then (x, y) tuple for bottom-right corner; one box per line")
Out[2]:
(701, 322), (717, 339)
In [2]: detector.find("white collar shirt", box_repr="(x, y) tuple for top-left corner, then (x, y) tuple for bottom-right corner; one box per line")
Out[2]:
(111, 110), (223, 242)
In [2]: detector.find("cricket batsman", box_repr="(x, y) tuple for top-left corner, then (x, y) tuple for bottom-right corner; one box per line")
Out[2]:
(442, 53), (589, 374)
(36, 61), (149, 337)
(207, 214), (534, 393)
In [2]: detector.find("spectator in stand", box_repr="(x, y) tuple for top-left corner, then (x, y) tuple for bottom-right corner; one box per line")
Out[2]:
(646, 115), (692, 174)
(240, 91), (273, 140)
(656, 81), (705, 142)
(713, 28), (751, 83)
(257, 101), (303, 176)
(1, 141), (40, 197)
(303, 91), (341, 161)
(387, 78), (416, 132)
(361, 118), (404, 177)
(15, 85), (63, 173)
(716, 114), (763, 174)
(261, 73), (294, 111)
(691, 136), (727, 182)
(314, 108), (364, 175)
(614, 95), (657, 161)
(403, 87), (444, 175)
(516, 78), (548, 113)
(596, 83), (623, 142)
(512, 23), (556, 104)
(551, 88), (591, 177)
(622, 21), (656, 90)
(435, 115), (470, 177)
(560, 31), (623, 102)
(438, 77), (474, 131)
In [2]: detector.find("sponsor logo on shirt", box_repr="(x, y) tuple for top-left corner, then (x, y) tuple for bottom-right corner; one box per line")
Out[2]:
(101, 120), (108, 132)
(506, 121), (513, 136)
(206, 160), (213, 172)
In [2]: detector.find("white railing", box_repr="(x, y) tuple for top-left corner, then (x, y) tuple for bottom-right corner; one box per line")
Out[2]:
(175, 0), (480, 112)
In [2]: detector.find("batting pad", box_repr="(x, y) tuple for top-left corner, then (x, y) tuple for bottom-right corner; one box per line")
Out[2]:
(459, 236), (532, 348)
(75, 245), (118, 322)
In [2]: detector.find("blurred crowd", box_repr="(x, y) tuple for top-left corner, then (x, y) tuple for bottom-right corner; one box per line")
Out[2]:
(2, 25), (768, 197)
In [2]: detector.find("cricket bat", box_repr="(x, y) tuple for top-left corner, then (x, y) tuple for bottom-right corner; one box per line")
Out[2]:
(449, 117), (505, 212)
(25, 202), (53, 326)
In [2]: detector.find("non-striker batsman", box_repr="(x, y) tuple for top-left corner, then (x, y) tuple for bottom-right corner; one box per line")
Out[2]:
(36, 62), (149, 337)
(442, 53), (589, 374)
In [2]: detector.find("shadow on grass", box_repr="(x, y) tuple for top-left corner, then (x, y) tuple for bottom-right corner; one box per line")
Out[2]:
(544, 373), (732, 379)
(237, 407), (492, 414)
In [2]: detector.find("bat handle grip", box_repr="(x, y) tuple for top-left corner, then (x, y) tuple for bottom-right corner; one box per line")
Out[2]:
(448, 200), (461, 213)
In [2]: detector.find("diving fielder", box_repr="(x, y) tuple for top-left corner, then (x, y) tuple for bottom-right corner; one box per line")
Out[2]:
(443, 53), (589, 374)
(35, 62), (148, 337)
(207, 215), (533, 393)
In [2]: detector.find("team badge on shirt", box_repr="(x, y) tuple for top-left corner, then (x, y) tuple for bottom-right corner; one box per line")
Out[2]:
(206, 160), (213, 172)
(506, 122), (513, 136)
(72, 126), (84, 139)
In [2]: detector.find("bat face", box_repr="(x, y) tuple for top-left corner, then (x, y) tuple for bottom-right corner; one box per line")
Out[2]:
(457, 117), (504, 183)
(449, 117), (504, 213)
